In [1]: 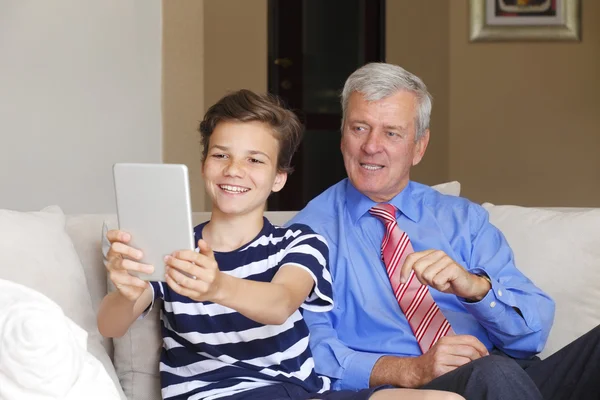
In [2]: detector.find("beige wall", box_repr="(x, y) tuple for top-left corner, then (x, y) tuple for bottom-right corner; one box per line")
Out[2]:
(386, 0), (450, 187)
(162, 0), (206, 211)
(448, 0), (600, 207)
(0, 0), (162, 213)
(164, 0), (600, 209)
(162, 0), (267, 211)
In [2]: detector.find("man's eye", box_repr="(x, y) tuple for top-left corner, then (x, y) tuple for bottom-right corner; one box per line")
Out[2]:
(354, 126), (366, 133)
(387, 131), (398, 137)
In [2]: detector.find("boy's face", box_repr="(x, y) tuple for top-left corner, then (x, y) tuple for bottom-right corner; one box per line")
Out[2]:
(202, 120), (286, 217)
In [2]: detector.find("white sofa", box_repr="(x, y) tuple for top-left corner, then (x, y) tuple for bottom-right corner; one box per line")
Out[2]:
(1, 182), (599, 399)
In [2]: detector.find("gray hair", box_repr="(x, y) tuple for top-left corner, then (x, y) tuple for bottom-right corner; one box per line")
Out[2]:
(340, 63), (432, 140)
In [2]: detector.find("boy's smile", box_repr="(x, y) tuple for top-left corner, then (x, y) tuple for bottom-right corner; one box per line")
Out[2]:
(202, 120), (286, 218)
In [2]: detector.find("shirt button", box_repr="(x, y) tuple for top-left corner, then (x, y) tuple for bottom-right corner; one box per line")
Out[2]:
(497, 290), (503, 297)
(490, 301), (497, 308)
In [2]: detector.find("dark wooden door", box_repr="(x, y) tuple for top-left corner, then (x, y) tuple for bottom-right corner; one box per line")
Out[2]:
(267, 0), (385, 210)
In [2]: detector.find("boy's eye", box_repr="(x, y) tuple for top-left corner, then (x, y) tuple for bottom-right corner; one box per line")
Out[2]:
(249, 158), (264, 164)
(212, 154), (227, 159)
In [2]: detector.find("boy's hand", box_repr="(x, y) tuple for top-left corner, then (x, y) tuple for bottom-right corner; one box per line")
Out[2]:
(165, 239), (225, 302)
(105, 229), (153, 302)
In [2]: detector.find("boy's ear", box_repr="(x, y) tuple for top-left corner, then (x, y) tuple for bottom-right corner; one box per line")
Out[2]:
(271, 171), (287, 193)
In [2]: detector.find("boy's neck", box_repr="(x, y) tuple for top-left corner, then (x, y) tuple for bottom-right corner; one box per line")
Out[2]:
(203, 208), (265, 252)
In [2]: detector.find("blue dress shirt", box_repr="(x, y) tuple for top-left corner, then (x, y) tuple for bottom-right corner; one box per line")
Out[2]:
(289, 179), (555, 391)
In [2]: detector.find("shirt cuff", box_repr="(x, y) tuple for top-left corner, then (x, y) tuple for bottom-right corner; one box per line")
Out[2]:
(335, 351), (382, 391)
(460, 271), (515, 321)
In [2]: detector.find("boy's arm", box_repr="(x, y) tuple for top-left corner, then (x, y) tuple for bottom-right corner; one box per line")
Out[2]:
(221, 265), (315, 325)
(97, 285), (153, 338)
(165, 235), (332, 326)
(166, 260), (315, 326)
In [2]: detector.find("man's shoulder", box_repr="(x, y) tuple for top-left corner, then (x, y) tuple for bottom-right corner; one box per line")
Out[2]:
(410, 181), (485, 218)
(411, 182), (487, 225)
(289, 180), (347, 230)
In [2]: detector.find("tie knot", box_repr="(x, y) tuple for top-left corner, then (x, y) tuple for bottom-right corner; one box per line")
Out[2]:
(369, 203), (397, 224)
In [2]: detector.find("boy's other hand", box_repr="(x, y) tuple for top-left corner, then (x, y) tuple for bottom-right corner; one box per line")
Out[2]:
(105, 229), (153, 302)
(165, 239), (225, 302)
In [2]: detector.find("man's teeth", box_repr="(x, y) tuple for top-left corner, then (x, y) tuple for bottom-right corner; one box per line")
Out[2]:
(361, 164), (383, 171)
(220, 185), (249, 193)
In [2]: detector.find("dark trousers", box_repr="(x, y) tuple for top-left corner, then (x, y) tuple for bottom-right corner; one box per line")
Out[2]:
(421, 325), (600, 400)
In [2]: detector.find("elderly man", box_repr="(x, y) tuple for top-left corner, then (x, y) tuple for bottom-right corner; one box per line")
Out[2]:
(290, 62), (600, 399)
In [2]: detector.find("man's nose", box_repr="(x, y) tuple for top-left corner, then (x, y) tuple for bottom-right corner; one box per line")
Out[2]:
(361, 131), (383, 154)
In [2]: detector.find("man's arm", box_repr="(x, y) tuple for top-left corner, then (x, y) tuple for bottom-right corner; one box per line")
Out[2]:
(305, 309), (489, 389)
(460, 205), (555, 358)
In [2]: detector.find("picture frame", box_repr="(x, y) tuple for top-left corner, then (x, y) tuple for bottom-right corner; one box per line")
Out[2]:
(469, 0), (580, 42)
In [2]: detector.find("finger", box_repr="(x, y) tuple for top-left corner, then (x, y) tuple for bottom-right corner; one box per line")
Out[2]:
(413, 255), (450, 286)
(111, 242), (143, 260)
(198, 239), (214, 258)
(106, 229), (131, 244)
(121, 258), (154, 275)
(429, 262), (460, 292)
(110, 271), (149, 289)
(167, 266), (202, 290)
(165, 270), (203, 298)
(164, 255), (202, 277)
(441, 344), (484, 362)
(400, 249), (436, 283)
(437, 354), (473, 368)
(172, 250), (216, 270)
(439, 335), (489, 357)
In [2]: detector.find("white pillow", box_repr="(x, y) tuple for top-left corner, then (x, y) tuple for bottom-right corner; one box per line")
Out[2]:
(432, 180), (461, 196)
(0, 279), (120, 400)
(483, 203), (600, 358)
(0, 207), (126, 399)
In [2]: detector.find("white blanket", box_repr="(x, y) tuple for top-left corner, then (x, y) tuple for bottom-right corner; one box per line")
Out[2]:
(0, 279), (120, 400)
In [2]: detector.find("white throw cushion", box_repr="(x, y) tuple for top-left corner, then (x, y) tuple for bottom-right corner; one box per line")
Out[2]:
(0, 207), (126, 399)
(431, 180), (461, 196)
(483, 203), (600, 358)
(0, 279), (120, 400)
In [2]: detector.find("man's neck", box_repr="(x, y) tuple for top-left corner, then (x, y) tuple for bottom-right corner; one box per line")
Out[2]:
(203, 209), (265, 252)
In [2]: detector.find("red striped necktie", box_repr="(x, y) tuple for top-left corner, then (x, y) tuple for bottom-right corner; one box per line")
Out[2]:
(369, 203), (454, 353)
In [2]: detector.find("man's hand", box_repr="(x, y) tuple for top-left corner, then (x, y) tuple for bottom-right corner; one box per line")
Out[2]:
(164, 239), (227, 302)
(412, 335), (489, 386)
(371, 335), (489, 388)
(416, 335), (490, 386)
(401, 250), (491, 301)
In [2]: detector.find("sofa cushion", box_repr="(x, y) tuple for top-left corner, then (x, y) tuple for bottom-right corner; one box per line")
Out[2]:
(66, 213), (116, 358)
(483, 204), (600, 359)
(0, 206), (126, 399)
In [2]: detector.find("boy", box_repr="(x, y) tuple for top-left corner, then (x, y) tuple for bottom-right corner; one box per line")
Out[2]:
(97, 90), (463, 400)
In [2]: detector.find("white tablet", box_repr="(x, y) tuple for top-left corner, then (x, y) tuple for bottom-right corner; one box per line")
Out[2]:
(113, 163), (195, 282)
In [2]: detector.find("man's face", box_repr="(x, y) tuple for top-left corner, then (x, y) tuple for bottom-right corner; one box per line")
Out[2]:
(341, 91), (429, 203)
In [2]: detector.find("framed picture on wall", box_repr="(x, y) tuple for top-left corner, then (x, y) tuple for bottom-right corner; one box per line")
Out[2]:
(469, 0), (580, 42)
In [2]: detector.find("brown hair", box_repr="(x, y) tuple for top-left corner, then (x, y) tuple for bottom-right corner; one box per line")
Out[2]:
(199, 89), (303, 174)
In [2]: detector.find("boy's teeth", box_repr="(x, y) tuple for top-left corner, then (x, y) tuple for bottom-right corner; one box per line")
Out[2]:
(220, 184), (249, 193)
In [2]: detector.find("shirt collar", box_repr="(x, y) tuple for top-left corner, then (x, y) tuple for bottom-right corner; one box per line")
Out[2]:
(345, 180), (421, 224)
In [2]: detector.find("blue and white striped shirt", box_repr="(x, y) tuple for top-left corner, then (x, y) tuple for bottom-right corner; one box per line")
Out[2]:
(149, 218), (334, 400)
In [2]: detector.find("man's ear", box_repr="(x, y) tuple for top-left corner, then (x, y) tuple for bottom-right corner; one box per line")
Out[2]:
(412, 129), (430, 166)
(272, 171), (288, 193)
